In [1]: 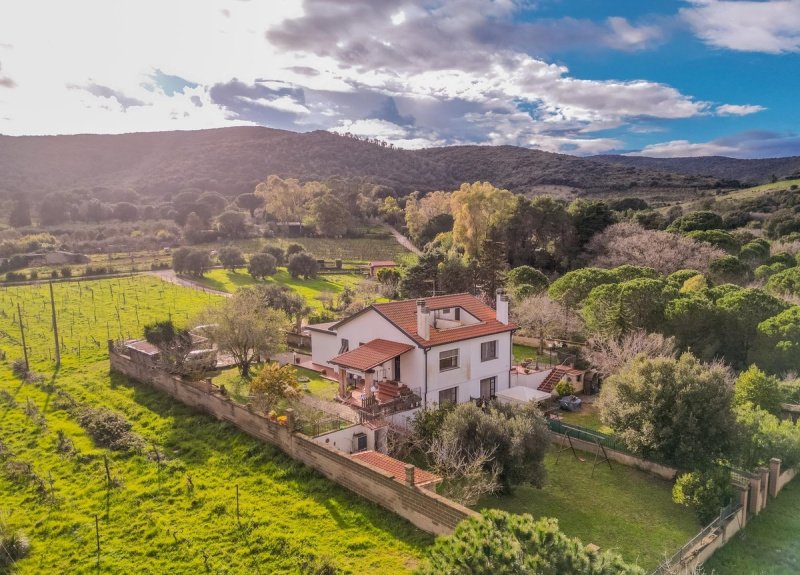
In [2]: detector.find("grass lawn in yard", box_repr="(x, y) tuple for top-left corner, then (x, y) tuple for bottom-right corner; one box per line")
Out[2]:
(558, 402), (614, 435)
(512, 343), (553, 365)
(0, 276), (428, 574)
(212, 365), (338, 402)
(193, 268), (367, 310)
(703, 479), (800, 574)
(477, 449), (699, 571)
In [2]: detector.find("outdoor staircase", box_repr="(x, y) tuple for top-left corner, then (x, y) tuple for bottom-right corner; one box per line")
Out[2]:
(537, 367), (566, 393)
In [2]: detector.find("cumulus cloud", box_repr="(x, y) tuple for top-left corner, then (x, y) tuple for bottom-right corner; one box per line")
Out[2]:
(209, 79), (310, 127)
(628, 130), (800, 158)
(681, 0), (800, 53)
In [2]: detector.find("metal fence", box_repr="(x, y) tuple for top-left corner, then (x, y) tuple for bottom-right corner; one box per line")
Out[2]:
(298, 415), (351, 437)
(650, 502), (742, 575)
(546, 419), (634, 456)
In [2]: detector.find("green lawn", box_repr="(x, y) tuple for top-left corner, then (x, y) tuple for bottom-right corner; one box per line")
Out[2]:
(559, 402), (614, 435)
(0, 277), (428, 574)
(212, 365), (338, 402)
(703, 479), (800, 575)
(192, 268), (368, 311)
(223, 236), (414, 264)
(512, 343), (553, 365)
(477, 449), (699, 571)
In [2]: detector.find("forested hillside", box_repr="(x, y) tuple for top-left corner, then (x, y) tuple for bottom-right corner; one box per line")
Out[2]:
(0, 126), (757, 201)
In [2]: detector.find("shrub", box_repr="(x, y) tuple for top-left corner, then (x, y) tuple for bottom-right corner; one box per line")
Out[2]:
(50, 270), (59, 279)
(554, 380), (574, 397)
(285, 243), (305, 257)
(261, 245), (285, 265)
(4, 272), (25, 282)
(672, 469), (734, 524)
(75, 407), (145, 453)
(0, 525), (31, 570)
(28, 270), (38, 281)
(60, 266), (72, 278)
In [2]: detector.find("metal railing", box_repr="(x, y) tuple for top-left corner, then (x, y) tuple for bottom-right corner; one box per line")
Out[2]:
(546, 419), (634, 456)
(650, 502), (742, 575)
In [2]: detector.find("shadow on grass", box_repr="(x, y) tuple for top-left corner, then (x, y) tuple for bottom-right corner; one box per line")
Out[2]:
(118, 370), (432, 552)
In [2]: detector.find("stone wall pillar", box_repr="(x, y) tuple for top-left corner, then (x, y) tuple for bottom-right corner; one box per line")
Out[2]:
(738, 485), (749, 528)
(769, 458), (781, 498)
(285, 408), (295, 432)
(749, 476), (762, 514)
(759, 468), (770, 512)
(404, 464), (415, 486)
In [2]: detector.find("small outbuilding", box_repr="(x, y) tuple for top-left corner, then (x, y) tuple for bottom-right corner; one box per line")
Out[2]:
(495, 385), (552, 407)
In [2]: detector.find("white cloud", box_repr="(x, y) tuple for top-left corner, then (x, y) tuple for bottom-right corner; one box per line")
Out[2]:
(716, 103), (766, 116)
(627, 139), (737, 157)
(627, 131), (800, 158)
(681, 0), (800, 53)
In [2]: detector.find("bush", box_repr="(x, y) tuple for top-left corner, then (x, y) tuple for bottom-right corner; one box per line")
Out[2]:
(554, 380), (575, 397)
(4, 271), (25, 282)
(28, 270), (38, 281)
(50, 270), (59, 279)
(0, 525), (31, 570)
(672, 469), (734, 524)
(261, 245), (285, 265)
(75, 407), (145, 453)
(60, 266), (72, 278)
(285, 243), (305, 257)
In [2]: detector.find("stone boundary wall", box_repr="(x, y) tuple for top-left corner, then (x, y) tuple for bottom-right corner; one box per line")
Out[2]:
(109, 347), (476, 536)
(549, 432), (678, 480)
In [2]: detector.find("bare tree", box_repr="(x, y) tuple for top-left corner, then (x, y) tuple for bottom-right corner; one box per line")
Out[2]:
(512, 294), (583, 351)
(586, 223), (725, 275)
(428, 438), (501, 506)
(584, 329), (676, 375)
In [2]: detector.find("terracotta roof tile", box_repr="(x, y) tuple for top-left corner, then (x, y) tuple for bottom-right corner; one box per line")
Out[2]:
(372, 293), (516, 347)
(330, 339), (415, 371)
(351, 451), (440, 486)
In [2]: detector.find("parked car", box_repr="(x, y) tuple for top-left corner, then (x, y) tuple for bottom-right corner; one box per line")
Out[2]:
(559, 395), (582, 412)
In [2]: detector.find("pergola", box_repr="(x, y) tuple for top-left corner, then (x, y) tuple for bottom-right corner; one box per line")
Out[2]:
(329, 338), (414, 400)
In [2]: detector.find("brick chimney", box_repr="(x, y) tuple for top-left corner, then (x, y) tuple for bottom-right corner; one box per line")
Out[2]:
(416, 299), (430, 340)
(496, 289), (509, 325)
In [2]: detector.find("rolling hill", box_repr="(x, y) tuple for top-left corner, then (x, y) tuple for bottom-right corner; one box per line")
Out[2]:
(1, 126), (797, 201)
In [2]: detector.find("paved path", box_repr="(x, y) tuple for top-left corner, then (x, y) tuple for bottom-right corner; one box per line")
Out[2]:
(298, 394), (359, 423)
(148, 269), (231, 297)
(382, 223), (422, 257)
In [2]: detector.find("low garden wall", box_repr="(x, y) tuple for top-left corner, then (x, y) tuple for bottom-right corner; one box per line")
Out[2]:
(109, 344), (476, 536)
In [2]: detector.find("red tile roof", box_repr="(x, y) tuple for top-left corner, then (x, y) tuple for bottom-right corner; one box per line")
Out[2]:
(351, 451), (440, 486)
(369, 260), (397, 267)
(372, 293), (516, 347)
(330, 339), (415, 371)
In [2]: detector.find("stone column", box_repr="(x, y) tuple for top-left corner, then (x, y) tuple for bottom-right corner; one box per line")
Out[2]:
(749, 476), (762, 514)
(759, 468), (770, 511)
(285, 408), (295, 432)
(769, 458), (781, 498)
(338, 367), (347, 399)
(738, 485), (749, 528)
(404, 464), (415, 486)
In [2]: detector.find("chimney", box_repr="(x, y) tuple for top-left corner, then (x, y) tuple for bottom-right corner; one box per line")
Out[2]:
(416, 299), (430, 340)
(496, 289), (509, 325)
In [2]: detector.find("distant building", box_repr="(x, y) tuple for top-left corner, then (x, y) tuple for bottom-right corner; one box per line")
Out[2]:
(366, 260), (397, 277)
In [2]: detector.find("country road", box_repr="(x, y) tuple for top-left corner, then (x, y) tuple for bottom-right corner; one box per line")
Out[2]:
(382, 223), (422, 256)
(148, 269), (231, 297)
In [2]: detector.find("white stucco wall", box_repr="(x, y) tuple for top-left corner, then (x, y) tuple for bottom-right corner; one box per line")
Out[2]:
(309, 329), (339, 369)
(313, 423), (376, 453)
(423, 332), (513, 406)
(511, 368), (553, 390)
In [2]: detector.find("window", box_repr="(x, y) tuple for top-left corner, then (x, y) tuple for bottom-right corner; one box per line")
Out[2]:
(439, 386), (458, 405)
(480, 377), (496, 399)
(481, 340), (498, 362)
(439, 349), (459, 371)
(454, 308), (461, 321)
(339, 339), (349, 354)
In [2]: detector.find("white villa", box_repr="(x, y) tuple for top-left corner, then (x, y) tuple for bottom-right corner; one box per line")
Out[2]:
(307, 291), (517, 414)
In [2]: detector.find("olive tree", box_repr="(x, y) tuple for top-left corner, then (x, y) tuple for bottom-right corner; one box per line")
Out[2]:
(196, 288), (288, 377)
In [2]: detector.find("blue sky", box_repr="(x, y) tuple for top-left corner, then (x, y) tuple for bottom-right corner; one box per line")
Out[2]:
(0, 0), (798, 157)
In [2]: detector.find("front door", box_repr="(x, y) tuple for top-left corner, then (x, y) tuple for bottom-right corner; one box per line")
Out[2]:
(480, 376), (496, 399)
(394, 355), (401, 381)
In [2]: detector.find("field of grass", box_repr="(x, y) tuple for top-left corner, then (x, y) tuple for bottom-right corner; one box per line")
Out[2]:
(0, 276), (428, 574)
(703, 479), (800, 574)
(477, 449), (699, 571)
(662, 178), (800, 215)
(224, 236), (415, 265)
(512, 343), (553, 365)
(191, 268), (370, 311)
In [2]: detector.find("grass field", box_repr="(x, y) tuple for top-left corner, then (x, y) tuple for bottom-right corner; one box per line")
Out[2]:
(477, 449), (699, 571)
(703, 479), (800, 575)
(213, 366), (338, 402)
(559, 402), (613, 435)
(0, 276), (428, 574)
(662, 178), (800, 215)
(191, 268), (371, 311)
